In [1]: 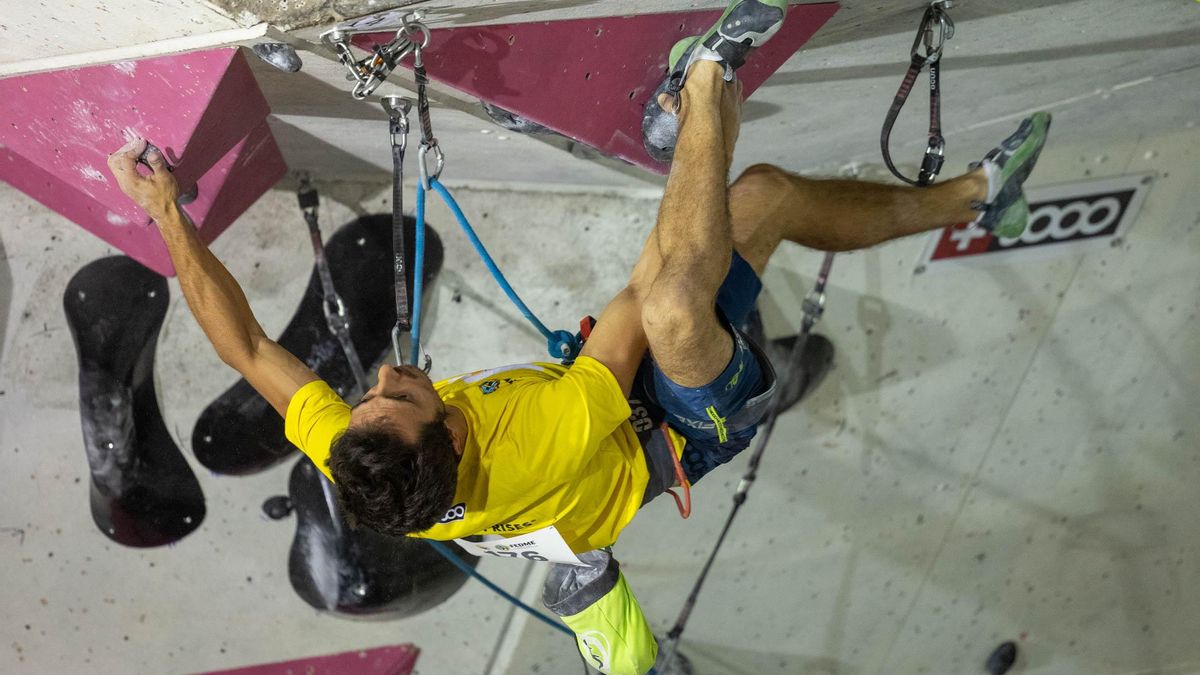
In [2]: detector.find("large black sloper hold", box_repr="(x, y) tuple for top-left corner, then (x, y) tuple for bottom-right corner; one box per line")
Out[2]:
(741, 308), (835, 413)
(285, 459), (478, 617)
(64, 256), (205, 547)
(192, 215), (444, 474)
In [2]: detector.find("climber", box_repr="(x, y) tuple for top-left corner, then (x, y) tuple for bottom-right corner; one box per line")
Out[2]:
(107, 2), (1049, 671)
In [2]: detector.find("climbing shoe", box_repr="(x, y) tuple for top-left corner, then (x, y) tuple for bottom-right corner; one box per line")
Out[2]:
(970, 112), (1052, 239)
(642, 0), (789, 162)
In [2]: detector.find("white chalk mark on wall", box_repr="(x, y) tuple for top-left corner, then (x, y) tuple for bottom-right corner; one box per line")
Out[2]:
(77, 165), (107, 182)
(112, 61), (137, 77)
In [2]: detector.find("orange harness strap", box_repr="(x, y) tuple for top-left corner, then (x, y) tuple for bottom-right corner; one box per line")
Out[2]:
(660, 423), (691, 519)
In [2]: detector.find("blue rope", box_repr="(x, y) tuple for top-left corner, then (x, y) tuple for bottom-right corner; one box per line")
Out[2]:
(428, 179), (580, 363)
(425, 540), (574, 638)
(412, 184), (427, 362)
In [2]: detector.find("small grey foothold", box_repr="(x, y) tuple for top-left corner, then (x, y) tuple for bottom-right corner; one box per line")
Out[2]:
(251, 43), (302, 73)
(481, 101), (551, 134)
(914, 265), (926, 275)
(262, 495), (294, 520)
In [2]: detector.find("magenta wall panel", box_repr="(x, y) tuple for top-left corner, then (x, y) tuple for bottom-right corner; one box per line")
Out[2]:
(196, 643), (419, 675)
(0, 48), (286, 276)
(353, 2), (839, 173)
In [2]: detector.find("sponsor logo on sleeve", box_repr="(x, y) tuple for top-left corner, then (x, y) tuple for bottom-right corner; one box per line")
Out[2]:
(439, 502), (467, 524)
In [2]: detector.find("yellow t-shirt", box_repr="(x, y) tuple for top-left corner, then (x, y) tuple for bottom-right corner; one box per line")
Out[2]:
(284, 356), (649, 553)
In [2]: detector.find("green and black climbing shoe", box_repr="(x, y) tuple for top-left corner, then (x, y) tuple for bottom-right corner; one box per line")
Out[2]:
(642, 0), (789, 162)
(970, 112), (1052, 239)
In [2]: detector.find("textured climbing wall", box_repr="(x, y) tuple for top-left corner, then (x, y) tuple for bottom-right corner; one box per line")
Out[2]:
(0, 48), (285, 276)
(351, 3), (839, 173)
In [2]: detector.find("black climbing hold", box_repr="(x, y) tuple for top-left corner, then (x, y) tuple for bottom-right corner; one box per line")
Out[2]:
(63, 256), (206, 547)
(986, 640), (1018, 675)
(286, 459), (478, 617)
(191, 215), (444, 474)
(262, 495), (294, 520)
(742, 308), (835, 414)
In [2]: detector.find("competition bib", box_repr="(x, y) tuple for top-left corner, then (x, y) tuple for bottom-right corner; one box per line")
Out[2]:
(454, 525), (587, 566)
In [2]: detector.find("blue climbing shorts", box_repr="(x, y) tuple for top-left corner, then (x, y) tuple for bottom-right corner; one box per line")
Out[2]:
(649, 252), (777, 484)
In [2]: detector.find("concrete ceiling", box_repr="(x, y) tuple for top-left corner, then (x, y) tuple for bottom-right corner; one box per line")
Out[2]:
(1, 1), (1198, 190)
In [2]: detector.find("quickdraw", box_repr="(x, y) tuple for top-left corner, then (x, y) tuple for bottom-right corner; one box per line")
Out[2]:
(380, 95), (428, 371)
(881, 0), (956, 187)
(296, 174), (369, 397)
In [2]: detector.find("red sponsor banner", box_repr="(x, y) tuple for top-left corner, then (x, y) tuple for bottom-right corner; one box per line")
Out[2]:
(917, 174), (1153, 271)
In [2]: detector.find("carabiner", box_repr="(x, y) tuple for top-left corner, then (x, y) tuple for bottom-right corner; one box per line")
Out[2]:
(327, 295), (348, 320)
(380, 95), (412, 148)
(922, 4), (955, 62)
(400, 17), (431, 54)
(801, 288), (827, 323)
(418, 143), (445, 190)
(911, 2), (954, 63)
(919, 138), (946, 184)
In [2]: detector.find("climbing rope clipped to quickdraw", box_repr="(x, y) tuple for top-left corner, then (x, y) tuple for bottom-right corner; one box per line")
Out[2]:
(409, 34), (582, 366)
(325, 11), (581, 369)
(881, 0), (956, 188)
